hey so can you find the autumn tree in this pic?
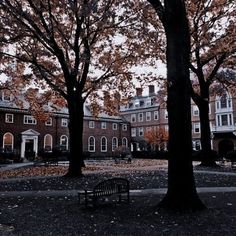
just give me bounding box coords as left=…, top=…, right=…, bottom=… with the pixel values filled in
left=0, top=0, right=158, bottom=177
left=146, top=0, right=205, bottom=210
left=187, top=0, right=236, bottom=166
left=144, top=126, right=168, bottom=151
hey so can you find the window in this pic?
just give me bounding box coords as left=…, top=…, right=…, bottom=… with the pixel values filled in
left=88, top=136, right=95, bottom=152
left=221, top=115, right=228, bottom=126
left=194, top=123, right=200, bottom=133
left=193, top=140, right=201, bottom=151
left=192, top=106, right=199, bottom=116
left=3, top=133, right=14, bottom=151
left=139, top=100, right=144, bottom=107
left=146, top=100, right=151, bottom=107
left=138, top=127, right=144, bottom=136
left=60, top=135, right=68, bottom=150
left=146, top=112, right=151, bottom=121
left=217, top=92, right=232, bottom=110
left=131, top=128, right=136, bottom=137
left=217, top=114, right=233, bottom=126
left=61, top=118, right=68, bottom=127
left=112, top=137, right=118, bottom=151
left=138, top=113, right=143, bottom=122
left=112, top=123, right=118, bottom=130
left=45, top=117, right=53, bottom=126
left=122, top=137, right=128, bottom=147
left=44, top=134, right=53, bottom=151
left=220, top=94, right=227, bottom=108
left=101, top=137, right=107, bottom=152
left=5, top=114, right=14, bottom=123
left=154, top=111, right=159, bottom=120
left=164, top=110, right=168, bottom=119
left=122, top=124, right=127, bottom=131
left=89, top=121, right=95, bottom=128
left=101, top=122, right=106, bottom=129
left=2, top=91, right=11, bottom=101
left=24, top=115, right=37, bottom=125
left=131, top=114, right=136, bottom=123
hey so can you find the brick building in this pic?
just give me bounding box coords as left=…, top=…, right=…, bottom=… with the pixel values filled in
left=0, top=91, right=130, bottom=160
left=120, top=85, right=236, bottom=154
left=1, top=84, right=235, bottom=161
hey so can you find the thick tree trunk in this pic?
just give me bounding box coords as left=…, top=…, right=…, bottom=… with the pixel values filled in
left=64, top=96, right=85, bottom=177
left=192, top=79, right=217, bottom=167
left=157, top=0, right=205, bottom=211
left=198, top=99, right=217, bottom=166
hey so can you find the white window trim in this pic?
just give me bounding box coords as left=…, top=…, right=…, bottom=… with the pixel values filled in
left=2, top=91, right=11, bottom=101
left=3, top=132, right=14, bottom=150
left=101, top=122, right=106, bottom=129
left=60, top=135, right=69, bottom=150
left=61, top=118, right=68, bottom=127
left=131, top=128, right=136, bottom=137
left=138, top=113, right=143, bottom=122
left=89, top=121, right=95, bottom=129
left=45, top=117, right=53, bottom=126
left=5, top=113, right=14, bottom=123
left=131, top=114, right=136, bottom=123
left=154, top=111, right=159, bottom=120
left=192, top=106, right=199, bottom=116
left=194, top=123, right=200, bottom=133
left=44, top=134, right=53, bottom=150
left=101, top=136, right=107, bottom=152
left=122, top=137, right=128, bottom=147
left=88, top=136, right=95, bottom=152
left=112, top=137, right=118, bottom=151
left=139, top=127, right=144, bottom=136
left=24, top=115, right=37, bottom=125
left=146, top=112, right=151, bottom=121
left=112, top=123, right=118, bottom=130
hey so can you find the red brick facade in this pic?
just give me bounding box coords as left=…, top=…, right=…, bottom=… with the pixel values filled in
left=0, top=105, right=131, bottom=159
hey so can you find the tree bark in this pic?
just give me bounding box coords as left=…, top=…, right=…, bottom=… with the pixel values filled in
left=156, top=0, right=205, bottom=211
left=190, top=65, right=218, bottom=166
left=192, top=91, right=217, bottom=167
left=64, top=90, right=85, bottom=177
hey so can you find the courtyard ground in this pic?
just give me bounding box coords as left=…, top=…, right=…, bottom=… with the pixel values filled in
left=0, top=159, right=236, bottom=236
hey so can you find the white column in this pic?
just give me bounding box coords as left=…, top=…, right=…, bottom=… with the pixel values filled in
left=21, top=136, right=26, bottom=158
left=33, top=136, right=38, bottom=156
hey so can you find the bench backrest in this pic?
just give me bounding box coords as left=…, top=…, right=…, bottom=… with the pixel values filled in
left=93, top=178, right=129, bottom=197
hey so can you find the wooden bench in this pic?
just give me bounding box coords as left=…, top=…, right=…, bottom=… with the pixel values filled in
left=78, top=178, right=130, bottom=207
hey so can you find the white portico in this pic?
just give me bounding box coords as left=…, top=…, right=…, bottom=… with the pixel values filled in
left=21, top=129, right=40, bottom=159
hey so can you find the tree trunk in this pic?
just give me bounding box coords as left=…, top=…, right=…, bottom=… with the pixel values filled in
left=64, top=94, right=85, bottom=177
left=197, top=97, right=217, bottom=166
left=157, top=0, right=205, bottom=211
left=191, top=78, right=217, bottom=167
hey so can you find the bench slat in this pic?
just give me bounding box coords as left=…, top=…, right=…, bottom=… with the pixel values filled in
left=78, top=177, right=130, bottom=207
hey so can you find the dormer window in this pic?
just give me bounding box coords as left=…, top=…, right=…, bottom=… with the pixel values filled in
left=2, top=91, right=11, bottom=101
left=139, top=100, right=144, bottom=107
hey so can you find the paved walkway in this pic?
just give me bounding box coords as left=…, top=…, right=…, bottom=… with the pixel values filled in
left=1, top=186, right=236, bottom=198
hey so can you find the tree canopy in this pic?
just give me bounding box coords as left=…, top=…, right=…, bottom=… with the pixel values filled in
left=0, top=0, right=162, bottom=176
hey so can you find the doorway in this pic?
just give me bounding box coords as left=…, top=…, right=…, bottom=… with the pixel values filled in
left=25, top=139, right=35, bottom=159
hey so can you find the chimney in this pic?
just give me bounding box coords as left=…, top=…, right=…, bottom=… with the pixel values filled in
left=148, top=85, right=155, bottom=95
left=136, top=87, right=143, bottom=97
